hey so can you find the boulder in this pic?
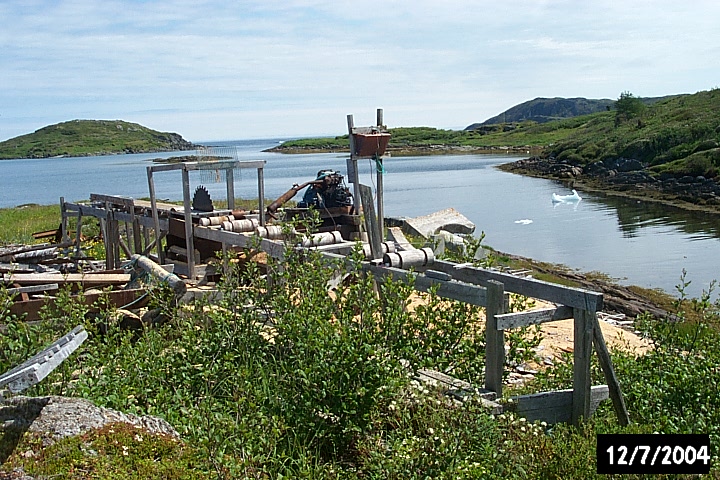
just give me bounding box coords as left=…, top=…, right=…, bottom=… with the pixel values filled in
left=402, top=208, right=475, bottom=239
left=0, top=396, right=180, bottom=443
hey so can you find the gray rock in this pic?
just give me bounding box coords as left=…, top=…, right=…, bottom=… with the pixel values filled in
left=0, top=396, right=179, bottom=443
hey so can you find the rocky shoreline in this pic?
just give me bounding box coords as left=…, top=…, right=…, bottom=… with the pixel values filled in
left=265, top=144, right=542, bottom=157
left=499, top=156, right=720, bottom=216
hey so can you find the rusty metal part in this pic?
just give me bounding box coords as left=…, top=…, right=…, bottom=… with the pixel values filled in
left=266, top=180, right=323, bottom=215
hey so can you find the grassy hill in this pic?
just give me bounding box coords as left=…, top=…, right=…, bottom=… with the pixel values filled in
left=274, top=89, right=720, bottom=179
left=0, top=120, right=196, bottom=159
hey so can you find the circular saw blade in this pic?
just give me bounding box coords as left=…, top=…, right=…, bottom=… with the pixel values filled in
left=192, top=185, right=214, bottom=212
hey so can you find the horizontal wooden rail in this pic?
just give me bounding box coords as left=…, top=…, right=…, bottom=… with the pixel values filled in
left=495, top=305, right=574, bottom=330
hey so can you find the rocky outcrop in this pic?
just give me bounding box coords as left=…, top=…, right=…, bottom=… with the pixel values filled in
left=0, top=396, right=179, bottom=444
left=501, top=156, right=720, bottom=209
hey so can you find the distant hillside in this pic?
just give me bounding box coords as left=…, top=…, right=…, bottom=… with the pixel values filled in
left=465, top=96, right=678, bottom=130
left=0, top=120, right=197, bottom=159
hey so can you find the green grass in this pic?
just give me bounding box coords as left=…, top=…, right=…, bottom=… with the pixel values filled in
left=0, top=120, right=195, bottom=159
left=0, top=204, right=63, bottom=244
left=2, top=222, right=720, bottom=478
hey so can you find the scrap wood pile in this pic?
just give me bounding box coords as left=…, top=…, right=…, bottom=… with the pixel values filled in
left=1, top=238, right=185, bottom=325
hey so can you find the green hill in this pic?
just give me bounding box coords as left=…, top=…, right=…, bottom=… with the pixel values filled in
left=0, top=120, right=197, bottom=159
left=465, top=95, right=677, bottom=129
left=542, top=89, right=720, bottom=177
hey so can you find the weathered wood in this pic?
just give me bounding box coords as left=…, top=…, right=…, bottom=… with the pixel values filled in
left=60, top=197, right=69, bottom=243
left=509, top=385, right=609, bottom=424
left=226, top=167, right=235, bottom=211
left=592, top=314, right=631, bottom=425
left=130, top=254, right=187, bottom=297
left=90, top=193, right=135, bottom=209
left=6, top=284, right=59, bottom=296
left=384, top=248, right=434, bottom=269
left=572, top=307, right=594, bottom=425
left=4, top=273, right=131, bottom=287
left=495, top=305, right=574, bottom=330
left=485, top=280, right=506, bottom=396
left=193, top=225, right=287, bottom=261
left=359, top=184, right=383, bottom=260
left=0, top=325, right=88, bottom=394
left=181, top=168, right=195, bottom=279
left=8, top=288, right=147, bottom=322
left=257, top=167, right=266, bottom=227
left=420, top=260, right=603, bottom=312
left=364, top=263, right=487, bottom=306
left=146, top=166, right=165, bottom=263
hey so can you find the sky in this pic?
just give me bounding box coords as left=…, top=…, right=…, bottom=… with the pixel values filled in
left=1, top=0, right=719, bottom=143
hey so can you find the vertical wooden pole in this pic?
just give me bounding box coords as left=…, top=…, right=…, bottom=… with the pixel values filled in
left=147, top=167, right=164, bottom=263
left=485, top=280, right=505, bottom=397
left=347, top=114, right=361, bottom=215
left=376, top=108, right=385, bottom=240
left=592, top=314, right=631, bottom=425
left=257, top=167, right=265, bottom=226
left=74, top=213, right=83, bottom=258
left=182, top=166, right=195, bottom=280
left=226, top=168, right=235, bottom=211
left=60, top=197, right=69, bottom=243
left=572, top=307, right=594, bottom=425
left=359, top=184, right=382, bottom=260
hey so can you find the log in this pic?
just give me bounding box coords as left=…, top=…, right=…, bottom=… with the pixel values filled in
left=3, top=273, right=130, bottom=287
left=130, top=254, right=187, bottom=297
left=383, top=247, right=434, bottom=269
left=301, top=231, right=343, bottom=248
left=222, top=219, right=259, bottom=232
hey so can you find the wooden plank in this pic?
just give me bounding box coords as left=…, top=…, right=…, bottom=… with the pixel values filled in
left=8, top=288, right=146, bottom=322
left=364, top=264, right=487, bottom=306
left=181, top=168, right=195, bottom=279
left=90, top=193, right=135, bottom=209
left=6, top=284, right=59, bottom=296
left=592, top=313, right=631, bottom=425
left=0, top=325, right=88, bottom=394
left=419, top=260, right=603, bottom=312
left=4, top=273, right=130, bottom=287
left=257, top=167, right=266, bottom=226
left=484, top=280, right=505, bottom=396
left=572, top=307, right=594, bottom=425
left=495, top=305, right=574, bottom=330
left=359, top=184, right=383, bottom=260
left=509, top=385, right=609, bottom=424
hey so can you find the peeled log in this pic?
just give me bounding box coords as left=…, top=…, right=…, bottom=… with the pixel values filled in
left=130, top=254, right=186, bottom=297
left=384, top=247, right=434, bottom=269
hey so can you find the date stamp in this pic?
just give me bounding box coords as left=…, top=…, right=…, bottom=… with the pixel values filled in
left=597, top=434, right=710, bottom=474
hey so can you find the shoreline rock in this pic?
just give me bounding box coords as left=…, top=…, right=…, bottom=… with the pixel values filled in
left=498, top=156, right=720, bottom=216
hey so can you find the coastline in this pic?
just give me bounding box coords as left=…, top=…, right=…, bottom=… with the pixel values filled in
left=264, top=144, right=542, bottom=157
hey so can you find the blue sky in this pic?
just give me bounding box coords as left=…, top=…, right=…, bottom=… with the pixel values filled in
left=1, top=0, right=719, bottom=142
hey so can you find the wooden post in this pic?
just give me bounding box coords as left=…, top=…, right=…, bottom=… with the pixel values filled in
left=226, top=167, right=235, bottom=211
left=347, top=114, right=361, bottom=215
left=376, top=108, right=385, bottom=240
left=592, top=314, right=631, bottom=425
left=572, top=307, right=594, bottom=425
left=257, top=166, right=265, bottom=226
left=485, top=280, right=505, bottom=397
left=359, top=184, right=382, bottom=260
left=74, top=213, right=83, bottom=258
left=181, top=167, right=195, bottom=280
left=147, top=167, right=164, bottom=263
left=60, top=197, right=69, bottom=244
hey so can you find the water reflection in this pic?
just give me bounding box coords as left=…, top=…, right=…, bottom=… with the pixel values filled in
left=591, top=193, right=720, bottom=241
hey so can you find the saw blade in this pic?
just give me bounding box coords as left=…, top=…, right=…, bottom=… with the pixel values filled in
left=192, top=185, right=214, bottom=212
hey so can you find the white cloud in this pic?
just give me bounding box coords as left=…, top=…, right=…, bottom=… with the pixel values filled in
left=1, top=0, right=720, bottom=140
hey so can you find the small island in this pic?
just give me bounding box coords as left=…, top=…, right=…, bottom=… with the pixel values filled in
left=0, top=119, right=197, bottom=159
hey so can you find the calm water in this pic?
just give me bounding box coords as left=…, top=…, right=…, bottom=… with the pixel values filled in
left=1, top=138, right=718, bottom=299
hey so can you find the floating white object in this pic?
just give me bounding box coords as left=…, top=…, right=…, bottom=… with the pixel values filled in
left=551, top=189, right=582, bottom=203
left=514, top=219, right=533, bottom=225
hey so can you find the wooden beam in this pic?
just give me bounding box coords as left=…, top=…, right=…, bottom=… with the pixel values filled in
left=495, top=305, right=574, bottom=330
left=484, top=280, right=505, bottom=396
left=6, top=284, right=59, bottom=296
left=364, top=263, right=487, bottom=306
left=572, top=307, right=594, bottom=425
left=509, top=385, right=609, bottom=425
left=193, top=225, right=287, bottom=261
left=9, top=288, right=146, bottom=322
left=90, top=193, right=135, bottom=209
left=592, top=314, right=631, bottom=425
left=359, top=184, right=383, bottom=260
left=4, top=273, right=131, bottom=287
left=420, top=260, right=603, bottom=312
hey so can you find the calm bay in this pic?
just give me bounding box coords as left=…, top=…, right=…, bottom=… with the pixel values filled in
left=1, top=138, right=718, bottom=299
